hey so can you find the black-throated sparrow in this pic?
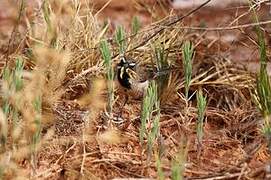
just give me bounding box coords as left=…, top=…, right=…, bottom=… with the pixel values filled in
left=116, top=56, right=149, bottom=99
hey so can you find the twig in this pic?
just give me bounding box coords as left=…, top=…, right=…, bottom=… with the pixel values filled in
left=168, top=20, right=271, bottom=31
left=34, top=166, right=63, bottom=178
left=196, top=172, right=242, bottom=180
left=90, top=158, right=142, bottom=165
left=94, top=0, right=113, bottom=16
left=80, top=140, right=86, bottom=175
left=80, top=115, right=89, bottom=176
left=67, top=65, right=101, bottom=84
left=104, top=161, right=145, bottom=178
left=54, top=141, right=77, bottom=165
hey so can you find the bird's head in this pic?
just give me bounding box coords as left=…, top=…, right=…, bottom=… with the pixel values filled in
left=117, top=56, right=137, bottom=89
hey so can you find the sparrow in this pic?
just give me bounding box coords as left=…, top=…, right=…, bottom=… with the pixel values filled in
left=116, top=56, right=149, bottom=99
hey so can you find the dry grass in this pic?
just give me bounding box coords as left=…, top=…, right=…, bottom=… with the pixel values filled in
left=0, top=0, right=270, bottom=179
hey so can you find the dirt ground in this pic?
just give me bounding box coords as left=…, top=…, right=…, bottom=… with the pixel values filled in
left=0, top=0, right=271, bottom=179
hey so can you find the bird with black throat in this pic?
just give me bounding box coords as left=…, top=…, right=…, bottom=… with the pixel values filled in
left=116, top=55, right=149, bottom=102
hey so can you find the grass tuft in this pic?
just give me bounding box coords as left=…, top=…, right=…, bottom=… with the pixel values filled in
left=30, top=96, right=42, bottom=172
left=155, top=152, right=165, bottom=180
left=196, top=89, right=207, bottom=148
left=140, top=81, right=156, bottom=144
left=182, top=41, right=194, bottom=99
left=171, top=138, right=188, bottom=180
left=140, top=81, right=160, bottom=160
left=42, top=0, right=57, bottom=47
left=115, top=25, right=127, bottom=55
left=153, top=44, right=170, bottom=100
left=1, top=57, right=24, bottom=148
left=147, top=108, right=160, bottom=160
left=132, top=16, right=141, bottom=35
left=250, top=2, right=271, bottom=152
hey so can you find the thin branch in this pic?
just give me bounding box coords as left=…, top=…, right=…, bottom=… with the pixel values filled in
left=167, top=20, right=271, bottom=31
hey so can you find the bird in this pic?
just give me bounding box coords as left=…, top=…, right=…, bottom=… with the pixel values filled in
left=116, top=55, right=177, bottom=104
left=116, top=55, right=149, bottom=100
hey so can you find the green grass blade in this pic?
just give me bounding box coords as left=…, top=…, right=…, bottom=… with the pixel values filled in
left=115, top=25, right=126, bottom=55
left=196, top=89, right=207, bottom=146
left=132, top=16, right=141, bottom=35
left=100, top=39, right=114, bottom=115
left=182, top=41, right=194, bottom=99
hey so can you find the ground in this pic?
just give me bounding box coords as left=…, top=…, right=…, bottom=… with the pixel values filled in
left=0, top=0, right=270, bottom=180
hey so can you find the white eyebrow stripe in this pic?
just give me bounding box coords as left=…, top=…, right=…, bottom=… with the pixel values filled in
left=129, top=63, right=136, bottom=66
